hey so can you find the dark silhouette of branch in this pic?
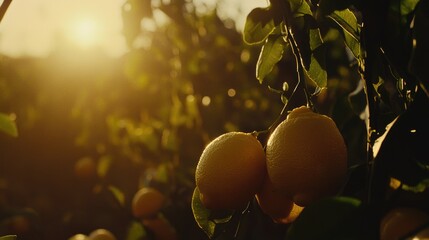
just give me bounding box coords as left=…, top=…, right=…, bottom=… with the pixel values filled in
left=0, top=0, right=13, bottom=24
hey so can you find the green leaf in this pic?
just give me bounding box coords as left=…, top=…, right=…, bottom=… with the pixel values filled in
left=328, top=9, right=361, bottom=59
left=401, top=0, right=420, bottom=16
left=289, top=0, right=313, bottom=17
left=305, top=48, right=327, bottom=88
left=125, top=221, right=147, bottom=240
left=256, top=35, right=286, bottom=83
left=317, top=0, right=353, bottom=16
left=108, top=185, right=126, bottom=207
left=402, top=179, right=429, bottom=193
left=97, top=155, right=112, bottom=179
left=155, top=163, right=169, bottom=183
left=309, top=28, right=323, bottom=51
left=0, top=113, right=18, bottom=137
left=191, top=187, right=234, bottom=239
left=0, top=236, right=17, bottom=240
left=303, top=28, right=327, bottom=88
left=191, top=187, right=216, bottom=238
left=243, top=7, right=276, bottom=45
left=286, top=197, right=363, bottom=240
left=409, top=0, right=429, bottom=95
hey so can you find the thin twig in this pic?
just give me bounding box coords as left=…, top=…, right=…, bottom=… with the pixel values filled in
left=0, top=0, right=13, bottom=24
left=259, top=0, right=317, bottom=140
left=265, top=73, right=301, bottom=134
left=278, top=0, right=313, bottom=110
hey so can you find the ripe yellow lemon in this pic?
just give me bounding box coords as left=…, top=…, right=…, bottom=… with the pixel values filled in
left=195, top=132, right=266, bottom=210
left=256, top=177, right=293, bottom=221
left=68, top=234, right=88, bottom=240
left=88, top=229, right=116, bottom=240
left=132, top=187, right=166, bottom=218
left=266, top=106, right=347, bottom=206
left=256, top=177, right=303, bottom=224
left=380, top=208, right=429, bottom=240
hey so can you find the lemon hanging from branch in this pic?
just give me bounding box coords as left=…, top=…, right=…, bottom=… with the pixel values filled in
left=266, top=106, right=348, bottom=206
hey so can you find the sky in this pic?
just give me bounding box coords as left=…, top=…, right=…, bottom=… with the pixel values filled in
left=0, top=0, right=267, bottom=58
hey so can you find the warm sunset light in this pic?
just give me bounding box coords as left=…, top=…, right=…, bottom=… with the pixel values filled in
left=2, top=0, right=425, bottom=239
left=0, top=0, right=265, bottom=57
left=66, top=17, right=100, bottom=48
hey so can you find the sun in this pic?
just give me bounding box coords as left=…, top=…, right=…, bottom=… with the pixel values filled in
left=66, top=17, right=100, bottom=48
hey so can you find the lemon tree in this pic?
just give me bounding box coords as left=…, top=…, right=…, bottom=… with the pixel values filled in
left=192, top=0, right=429, bottom=239
left=0, top=0, right=428, bottom=238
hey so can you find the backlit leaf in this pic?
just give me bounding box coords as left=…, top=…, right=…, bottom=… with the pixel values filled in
left=191, top=187, right=234, bottom=239
left=243, top=7, right=276, bottom=45
left=328, top=9, right=361, bottom=59
left=303, top=28, right=327, bottom=88
left=305, top=48, right=327, bottom=88
left=409, top=0, right=429, bottom=95
left=125, top=221, right=147, bottom=240
left=401, top=0, right=420, bottom=15
left=108, top=185, right=126, bottom=207
left=97, top=155, right=112, bottom=179
left=256, top=35, right=286, bottom=83
left=317, top=0, right=353, bottom=16
left=155, top=163, right=169, bottom=183
left=289, top=0, right=313, bottom=17
left=191, top=187, right=216, bottom=238
left=402, top=179, right=429, bottom=193
left=309, top=28, right=323, bottom=51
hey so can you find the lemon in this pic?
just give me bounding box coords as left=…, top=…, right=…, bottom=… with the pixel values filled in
left=195, top=132, right=266, bottom=210
left=266, top=106, right=347, bottom=206
left=132, top=187, right=165, bottom=218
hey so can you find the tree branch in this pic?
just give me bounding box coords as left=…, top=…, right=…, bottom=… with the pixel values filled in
left=0, top=0, right=13, bottom=24
left=360, top=0, right=390, bottom=238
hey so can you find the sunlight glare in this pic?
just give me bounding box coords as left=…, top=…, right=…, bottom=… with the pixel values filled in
left=67, top=17, right=100, bottom=48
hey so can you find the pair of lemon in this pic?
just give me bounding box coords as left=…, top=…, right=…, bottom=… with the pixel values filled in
left=195, top=106, right=348, bottom=223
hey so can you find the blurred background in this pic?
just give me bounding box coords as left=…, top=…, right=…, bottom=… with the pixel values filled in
left=0, top=0, right=359, bottom=239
